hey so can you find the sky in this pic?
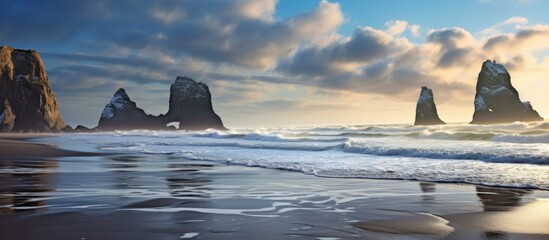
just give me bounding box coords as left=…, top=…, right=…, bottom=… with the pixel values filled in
left=1, top=0, right=549, bottom=128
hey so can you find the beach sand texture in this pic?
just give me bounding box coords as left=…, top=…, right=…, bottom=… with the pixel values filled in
left=0, top=134, right=548, bottom=240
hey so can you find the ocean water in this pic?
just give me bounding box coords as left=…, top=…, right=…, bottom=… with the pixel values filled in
left=70, top=121, right=549, bottom=190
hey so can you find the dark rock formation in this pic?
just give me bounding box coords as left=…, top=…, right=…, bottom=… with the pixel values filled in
left=414, top=87, right=445, bottom=126
left=95, top=76, right=225, bottom=131
left=96, top=88, right=164, bottom=130
left=471, top=60, right=543, bottom=124
left=0, top=46, right=65, bottom=132
left=165, top=76, right=225, bottom=130
left=74, top=125, right=94, bottom=132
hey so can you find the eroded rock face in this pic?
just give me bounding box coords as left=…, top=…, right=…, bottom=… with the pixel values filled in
left=0, top=100, right=15, bottom=132
left=414, top=86, right=445, bottom=126
left=0, top=46, right=65, bottom=132
left=471, top=60, right=543, bottom=124
left=165, top=76, right=225, bottom=130
left=97, top=88, right=163, bottom=130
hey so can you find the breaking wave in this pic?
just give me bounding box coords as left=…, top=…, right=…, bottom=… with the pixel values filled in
left=72, top=120, right=549, bottom=189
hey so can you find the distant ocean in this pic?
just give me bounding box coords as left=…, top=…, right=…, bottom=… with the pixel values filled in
left=71, top=121, right=549, bottom=190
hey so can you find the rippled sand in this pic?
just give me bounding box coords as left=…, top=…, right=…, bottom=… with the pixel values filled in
left=0, top=135, right=548, bottom=240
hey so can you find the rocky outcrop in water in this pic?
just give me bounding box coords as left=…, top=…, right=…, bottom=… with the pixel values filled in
left=471, top=60, right=543, bottom=124
left=414, top=86, right=445, bottom=126
left=96, top=76, right=225, bottom=131
left=165, top=76, right=225, bottom=130
left=0, top=46, right=66, bottom=132
left=96, top=88, right=163, bottom=130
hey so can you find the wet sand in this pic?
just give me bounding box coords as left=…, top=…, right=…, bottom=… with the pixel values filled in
left=1, top=134, right=548, bottom=240
left=0, top=134, right=106, bottom=159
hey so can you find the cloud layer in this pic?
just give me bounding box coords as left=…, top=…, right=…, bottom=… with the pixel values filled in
left=1, top=0, right=548, bottom=127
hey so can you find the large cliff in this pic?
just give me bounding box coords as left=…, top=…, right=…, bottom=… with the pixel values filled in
left=0, top=46, right=65, bottom=132
left=471, top=60, right=543, bottom=124
left=414, top=86, right=445, bottom=126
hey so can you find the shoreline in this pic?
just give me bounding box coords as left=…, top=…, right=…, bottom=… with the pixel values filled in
left=0, top=134, right=548, bottom=239
left=2, top=136, right=546, bottom=193
left=0, top=134, right=109, bottom=160
left=1, top=132, right=548, bottom=191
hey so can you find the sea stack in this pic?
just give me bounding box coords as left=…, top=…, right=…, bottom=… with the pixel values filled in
left=414, top=86, right=445, bottom=126
left=471, top=60, right=543, bottom=124
left=0, top=46, right=66, bottom=132
left=165, top=76, right=225, bottom=130
left=97, top=88, right=162, bottom=130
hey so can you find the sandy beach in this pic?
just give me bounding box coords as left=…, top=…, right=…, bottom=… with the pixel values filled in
left=3, top=1, right=549, bottom=239
left=0, top=134, right=548, bottom=240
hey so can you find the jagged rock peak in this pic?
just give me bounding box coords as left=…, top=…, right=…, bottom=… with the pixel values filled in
left=101, top=88, right=133, bottom=119
left=97, top=88, right=163, bottom=130
left=0, top=46, right=66, bottom=132
left=414, top=86, right=445, bottom=126
left=471, top=60, right=543, bottom=124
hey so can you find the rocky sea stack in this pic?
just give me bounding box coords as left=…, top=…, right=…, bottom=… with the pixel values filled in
left=166, top=76, right=225, bottom=130
left=97, top=88, right=162, bottom=130
left=471, top=60, right=543, bottom=124
left=414, top=86, right=445, bottom=126
left=0, top=46, right=65, bottom=132
left=96, top=76, right=225, bottom=131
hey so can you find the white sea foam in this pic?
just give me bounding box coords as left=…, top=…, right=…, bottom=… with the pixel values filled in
left=70, top=121, right=549, bottom=189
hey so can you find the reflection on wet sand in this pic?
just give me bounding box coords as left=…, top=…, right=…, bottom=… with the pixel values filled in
left=104, top=155, right=216, bottom=199
left=419, top=182, right=436, bottom=202
left=355, top=185, right=548, bottom=238
left=104, top=155, right=141, bottom=171
left=475, top=186, right=532, bottom=239
left=476, top=186, right=531, bottom=211
left=105, top=155, right=142, bottom=190
left=0, top=159, right=57, bottom=214
left=166, top=162, right=213, bottom=199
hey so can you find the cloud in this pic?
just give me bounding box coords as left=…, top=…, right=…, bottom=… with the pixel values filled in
left=480, top=16, right=529, bottom=38
left=386, top=20, right=409, bottom=36
left=426, top=28, right=477, bottom=68
left=410, top=25, right=421, bottom=37
left=385, top=20, right=421, bottom=37
left=290, top=0, right=344, bottom=37
left=148, top=0, right=343, bottom=69
left=500, top=16, right=529, bottom=26
left=276, top=25, right=477, bottom=98
left=277, top=26, right=412, bottom=76
left=150, top=8, right=186, bottom=24
left=426, top=27, right=474, bottom=48
left=0, top=0, right=343, bottom=70
left=483, top=25, right=549, bottom=54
